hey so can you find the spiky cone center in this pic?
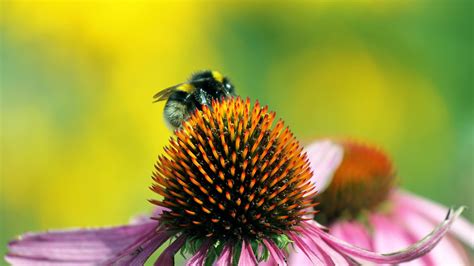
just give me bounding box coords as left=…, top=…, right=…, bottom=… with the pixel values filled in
left=151, top=97, right=316, bottom=246
left=315, top=141, right=396, bottom=224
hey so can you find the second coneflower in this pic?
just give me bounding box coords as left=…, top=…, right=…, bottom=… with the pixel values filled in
left=289, top=140, right=473, bottom=265
left=6, top=98, right=464, bottom=265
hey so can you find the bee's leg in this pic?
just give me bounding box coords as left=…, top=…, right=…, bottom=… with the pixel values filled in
left=195, top=88, right=210, bottom=107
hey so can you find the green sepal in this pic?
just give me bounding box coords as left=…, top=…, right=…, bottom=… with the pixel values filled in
left=249, top=239, right=270, bottom=262
left=180, top=236, right=204, bottom=258
left=232, top=241, right=242, bottom=266
left=204, top=240, right=224, bottom=266
left=258, top=245, right=270, bottom=262
left=271, top=234, right=292, bottom=249
left=250, top=240, right=259, bottom=259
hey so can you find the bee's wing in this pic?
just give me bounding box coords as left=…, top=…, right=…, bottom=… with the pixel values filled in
left=154, top=79, right=212, bottom=102
left=152, top=83, right=186, bottom=102
left=153, top=88, right=174, bottom=102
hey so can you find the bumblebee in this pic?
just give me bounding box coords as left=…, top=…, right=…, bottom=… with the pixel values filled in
left=153, top=70, right=236, bottom=130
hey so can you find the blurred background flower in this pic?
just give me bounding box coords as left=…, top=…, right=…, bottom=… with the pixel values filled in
left=1, top=0, right=472, bottom=261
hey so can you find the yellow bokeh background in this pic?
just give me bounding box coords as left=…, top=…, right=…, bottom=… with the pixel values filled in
left=1, top=0, right=473, bottom=261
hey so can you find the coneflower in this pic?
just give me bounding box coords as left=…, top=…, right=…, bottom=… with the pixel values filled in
left=315, top=141, right=396, bottom=225
left=289, top=140, right=473, bottom=265
left=6, top=98, right=464, bottom=265
left=151, top=97, right=317, bottom=264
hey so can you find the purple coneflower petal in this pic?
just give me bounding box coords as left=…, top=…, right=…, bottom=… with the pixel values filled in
left=291, top=227, right=358, bottom=266
left=330, top=221, right=373, bottom=251
left=5, top=255, right=92, bottom=266
left=186, top=240, right=211, bottom=266
left=370, top=214, right=433, bottom=265
left=287, top=231, right=324, bottom=265
left=262, top=239, right=286, bottom=266
left=214, top=244, right=232, bottom=266
left=305, top=230, right=357, bottom=266
left=395, top=203, right=470, bottom=265
left=305, top=140, right=344, bottom=192
left=6, top=221, right=156, bottom=265
left=287, top=247, right=311, bottom=266
left=304, top=206, right=463, bottom=264
left=129, top=206, right=168, bottom=224
left=102, top=227, right=171, bottom=265
left=155, top=234, right=187, bottom=266
left=239, top=240, right=258, bottom=266
left=394, top=189, right=474, bottom=248
left=370, top=214, right=420, bottom=252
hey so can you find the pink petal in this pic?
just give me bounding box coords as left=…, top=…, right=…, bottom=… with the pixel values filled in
left=262, top=239, right=286, bottom=266
left=154, top=234, right=187, bottom=266
left=257, top=257, right=277, bottom=266
left=104, top=228, right=172, bottom=265
left=304, top=140, right=344, bottom=193
left=303, top=207, right=464, bottom=264
left=370, top=214, right=420, bottom=251
left=394, top=189, right=474, bottom=248
left=129, top=206, right=169, bottom=224
left=6, top=222, right=156, bottom=264
left=287, top=231, right=324, bottom=265
left=239, top=240, right=258, bottom=266
left=330, top=221, right=373, bottom=251
left=394, top=203, right=470, bottom=265
left=151, top=206, right=169, bottom=217
left=214, top=244, right=232, bottom=266
left=286, top=245, right=313, bottom=266
left=370, top=213, right=433, bottom=265
left=186, top=240, right=211, bottom=266
left=4, top=255, right=91, bottom=265
left=287, top=229, right=357, bottom=266
left=301, top=228, right=357, bottom=266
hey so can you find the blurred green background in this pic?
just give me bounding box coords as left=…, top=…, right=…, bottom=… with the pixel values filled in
left=1, top=0, right=473, bottom=260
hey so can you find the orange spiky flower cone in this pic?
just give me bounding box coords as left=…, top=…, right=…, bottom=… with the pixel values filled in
left=150, top=97, right=317, bottom=262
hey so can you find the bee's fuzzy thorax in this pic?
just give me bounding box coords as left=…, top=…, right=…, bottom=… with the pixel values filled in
left=150, top=97, right=317, bottom=242
left=315, top=140, right=396, bottom=224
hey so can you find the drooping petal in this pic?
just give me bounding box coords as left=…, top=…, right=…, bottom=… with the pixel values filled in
left=328, top=214, right=465, bottom=266
left=6, top=221, right=156, bottom=265
left=394, top=203, right=470, bottom=265
left=330, top=221, right=373, bottom=251
left=154, top=234, right=187, bottom=266
left=239, top=240, right=258, bottom=266
left=302, top=228, right=357, bottom=266
left=186, top=240, right=211, bottom=266
left=304, top=139, right=344, bottom=192
left=262, top=239, right=287, bottom=266
left=369, top=213, right=433, bottom=265
left=289, top=226, right=358, bottom=266
left=214, top=244, right=232, bottom=266
left=370, top=213, right=419, bottom=251
left=286, top=245, right=312, bottom=266
left=257, top=257, right=277, bottom=266
left=5, top=255, right=91, bottom=266
left=103, top=228, right=172, bottom=265
left=287, top=231, right=324, bottom=265
left=394, top=189, right=474, bottom=248
left=303, top=207, right=464, bottom=264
